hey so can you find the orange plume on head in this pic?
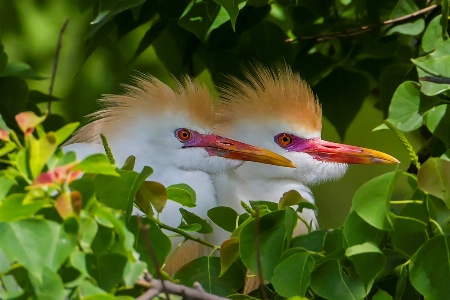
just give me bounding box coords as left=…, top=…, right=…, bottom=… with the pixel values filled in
left=67, top=74, right=214, bottom=144
left=216, top=63, right=322, bottom=133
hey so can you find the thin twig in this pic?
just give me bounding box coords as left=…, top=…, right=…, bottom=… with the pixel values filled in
left=136, top=275, right=227, bottom=300
left=420, top=76, right=450, bottom=84
left=151, top=216, right=220, bottom=250
left=48, top=18, right=69, bottom=113
left=255, top=207, right=268, bottom=300
left=137, top=217, right=170, bottom=300
left=286, top=4, right=439, bottom=43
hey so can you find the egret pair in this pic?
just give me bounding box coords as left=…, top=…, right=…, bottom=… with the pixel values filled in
left=64, top=64, right=398, bottom=274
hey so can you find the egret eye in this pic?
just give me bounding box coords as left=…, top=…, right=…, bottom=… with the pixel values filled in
left=175, top=128, right=192, bottom=142
left=275, top=133, right=294, bottom=148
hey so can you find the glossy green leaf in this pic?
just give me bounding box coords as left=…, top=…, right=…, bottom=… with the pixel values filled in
left=272, top=252, right=314, bottom=297
left=344, top=211, right=386, bottom=247
left=291, top=230, right=326, bottom=253
left=425, top=104, right=450, bottom=148
left=386, top=82, right=423, bottom=132
left=2, top=61, right=45, bottom=80
left=240, top=210, right=287, bottom=280
left=418, top=158, right=450, bottom=208
left=391, top=230, right=427, bottom=258
left=213, top=0, right=246, bottom=30
left=0, top=274, right=23, bottom=299
left=0, top=219, right=76, bottom=279
left=220, top=237, right=240, bottom=276
left=422, top=16, right=446, bottom=52
left=310, top=259, right=366, bottom=300
left=180, top=208, right=213, bottom=233
left=345, top=242, right=386, bottom=291
left=353, top=172, right=397, bottom=230
left=0, top=77, right=28, bottom=131
left=174, top=256, right=245, bottom=296
left=208, top=206, right=239, bottom=232
left=410, top=235, right=450, bottom=299
left=75, top=154, right=119, bottom=176
left=127, top=216, right=171, bottom=274
left=167, top=183, right=196, bottom=207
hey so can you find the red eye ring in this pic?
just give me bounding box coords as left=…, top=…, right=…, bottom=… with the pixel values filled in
left=175, top=128, right=192, bottom=142
left=276, top=133, right=294, bottom=148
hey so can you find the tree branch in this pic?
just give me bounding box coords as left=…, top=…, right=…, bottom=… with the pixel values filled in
left=136, top=274, right=227, bottom=300
left=48, top=18, right=69, bottom=113
left=286, top=4, right=439, bottom=43
left=151, top=216, right=220, bottom=250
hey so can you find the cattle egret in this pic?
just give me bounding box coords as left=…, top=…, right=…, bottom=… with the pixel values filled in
left=63, top=74, right=295, bottom=273
left=215, top=64, right=399, bottom=233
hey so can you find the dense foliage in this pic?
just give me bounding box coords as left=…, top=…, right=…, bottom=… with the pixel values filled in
left=1, top=0, right=450, bottom=299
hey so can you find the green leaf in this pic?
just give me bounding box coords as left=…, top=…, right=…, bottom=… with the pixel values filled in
left=178, top=0, right=227, bottom=42
left=353, top=172, right=398, bottom=230
left=386, top=81, right=435, bottom=132
left=179, top=208, right=213, bottom=233
left=220, top=237, right=240, bottom=276
left=167, top=183, right=196, bottom=207
left=208, top=206, right=239, bottom=232
left=423, top=16, right=446, bottom=52
left=373, top=290, right=393, bottom=300
left=413, top=39, right=450, bottom=96
left=291, top=230, right=326, bottom=253
left=213, top=0, right=246, bottom=31
left=29, top=267, right=65, bottom=300
left=136, top=181, right=167, bottom=215
left=418, top=158, right=450, bottom=208
left=127, top=216, right=171, bottom=274
left=174, top=256, right=245, bottom=296
left=94, top=166, right=153, bottom=221
left=310, top=259, right=366, bottom=300
left=54, top=122, right=80, bottom=146
left=240, top=210, right=287, bottom=280
left=387, top=19, right=424, bottom=36
left=345, top=242, right=386, bottom=291
left=78, top=213, right=99, bottom=252
left=425, top=104, right=450, bottom=148
left=86, top=253, right=128, bottom=291
left=410, top=235, right=450, bottom=299
left=123, top=261, right=146, bottom=287
left=272, top=252, right=314, bottom=297
left=2, top=61, right=45, bottom=80
left=0, top=219, right=76, bottom=279
left=0, top=175, right=17, bottom=199
left=344, top=211, right=386, bottom=247
left=0, top=194, right=48, bottom=221
left=29, top=132, right=58, bottom=178
left=0, top=274, right=23, bottom=299
left=130, top=21, right=167, bottom=63
left=391, top=230, right=427, bottom=258
left=75, top=154, right=119, bottom=176
left=91, top=0, right=146, bottom=24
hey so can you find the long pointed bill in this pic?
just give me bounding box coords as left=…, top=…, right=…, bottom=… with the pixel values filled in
left=299, top=138, right=399, bottom=164
left=183, top=134, right=296, bottom=168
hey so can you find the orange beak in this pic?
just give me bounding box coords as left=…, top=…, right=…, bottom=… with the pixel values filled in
left=183, top=134, right=296, bottom=168
left=296, top=138, right=399, bottom=164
